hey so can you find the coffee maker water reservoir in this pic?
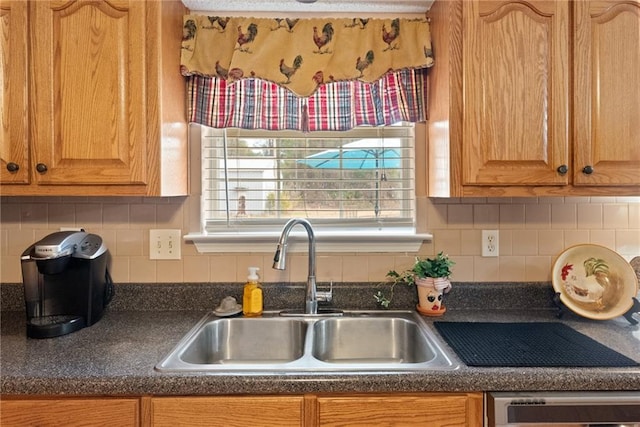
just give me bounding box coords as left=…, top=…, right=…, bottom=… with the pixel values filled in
left=21, top=231, right=114, bottom=338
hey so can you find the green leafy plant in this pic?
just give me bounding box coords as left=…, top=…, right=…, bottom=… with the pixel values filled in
left=374, top=252, right=455, bottom=308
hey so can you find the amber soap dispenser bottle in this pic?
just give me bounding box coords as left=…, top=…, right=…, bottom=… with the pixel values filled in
left=242, top=267, right=263, bottom=317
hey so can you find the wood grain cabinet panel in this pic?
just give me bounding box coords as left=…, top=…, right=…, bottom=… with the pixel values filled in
left=0, top=0, right=30, bottom=185
left=0, top=392, right=483, bottom=427
left=150, top=395, right=305, bottom=427
left=427, top=0, right=640, bottom=197
left=314, top=393, right=483, bottom=427
left=29, top=0, right=147, bottom=187
left=573, top=0, right=640, bottom=187
left=0, top=0, right=187, bottom=196
left=0, top=397, right=140, bottom=427
left=461, top=0, right=569, bottom=187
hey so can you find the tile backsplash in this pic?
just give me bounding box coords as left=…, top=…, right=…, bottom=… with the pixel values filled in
left=1, top=196, right=639, bottom=284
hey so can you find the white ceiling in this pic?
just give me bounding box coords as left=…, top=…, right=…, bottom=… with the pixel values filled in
left=181, top=0, right=435, bottom=15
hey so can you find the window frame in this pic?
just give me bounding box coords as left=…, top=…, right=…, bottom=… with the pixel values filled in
left=184, top=123, right=431, bottom=253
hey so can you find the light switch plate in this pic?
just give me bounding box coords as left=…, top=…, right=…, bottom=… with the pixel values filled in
left=150, top=229, right=182, bottom=260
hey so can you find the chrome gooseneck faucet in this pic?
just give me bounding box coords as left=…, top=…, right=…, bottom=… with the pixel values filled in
left=273, top=218, right=330, bottom=315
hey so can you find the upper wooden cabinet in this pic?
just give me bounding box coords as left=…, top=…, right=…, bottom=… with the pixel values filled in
left=0, top=0, right=29, bottom=185
left=573, top=0, right=640, bottom=187
left=0, top=0, right=188, bottom=196
left=462, top=1, right=569, bottom=188
left=427, top=0, right=640, bottom=197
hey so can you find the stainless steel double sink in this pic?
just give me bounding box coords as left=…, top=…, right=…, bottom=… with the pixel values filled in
left=155, top=310, right=457, bottom=374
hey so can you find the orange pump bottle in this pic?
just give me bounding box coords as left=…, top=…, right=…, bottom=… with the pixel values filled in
left=242, top=267, right=263, bottom=317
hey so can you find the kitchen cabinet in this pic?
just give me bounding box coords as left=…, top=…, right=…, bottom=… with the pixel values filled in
left=426, top=0, right=640, bottom=197
left=0, top=1, right=29, bottom=185
left=315, top=393, right=483, bottom=427
left=0, top=397, right=140, bottom=426
left=147, top=392, right=482, bottom=427
left=0, top=0, right=188, bottom=196
left=149, top=395, right=306, bottom=427
left=573, top=0, right=640, bottom=187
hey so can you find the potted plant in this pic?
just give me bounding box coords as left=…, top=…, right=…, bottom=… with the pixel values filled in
left=374, top=252, right=454, bottom=316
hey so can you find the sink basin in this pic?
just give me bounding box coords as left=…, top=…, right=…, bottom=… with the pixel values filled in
left=180, top=318, right=307, bottom=364
left=312, top=317, right=435, bottom=364
left=156, top=310, right=456, bottom=374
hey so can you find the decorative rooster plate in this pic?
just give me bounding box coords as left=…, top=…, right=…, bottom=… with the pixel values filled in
left=552, top=244, right=639, bottom=320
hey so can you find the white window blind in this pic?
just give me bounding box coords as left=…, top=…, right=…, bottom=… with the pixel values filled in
left=200, top=124, right=416, bottom=234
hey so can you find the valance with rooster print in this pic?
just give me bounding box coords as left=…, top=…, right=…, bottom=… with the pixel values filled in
left=181, top=16, right=434, bottom=97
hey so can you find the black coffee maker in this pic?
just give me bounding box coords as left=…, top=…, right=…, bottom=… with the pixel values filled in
left=21, top=231, right=114, bottom=338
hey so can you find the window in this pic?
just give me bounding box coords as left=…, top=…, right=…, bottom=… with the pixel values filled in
left=186, top=123, right=430, bottom=252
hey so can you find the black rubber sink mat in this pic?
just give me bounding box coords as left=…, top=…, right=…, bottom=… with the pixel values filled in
left=433, top=322, right=639, bottom=367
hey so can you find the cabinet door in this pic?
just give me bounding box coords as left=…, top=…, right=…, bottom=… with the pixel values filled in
left=316, top=393, right=482, bottom=427
left=573, top=0, right=640, bottom=186
left=0, top=397, right=139, bottom=427
left=151, top=396, right=305, bottom=427
left=462, top=0, right=569, bottom=186
left=0, top=0, right=30, bottom=184
left=29, top=0, right=147, bottom=186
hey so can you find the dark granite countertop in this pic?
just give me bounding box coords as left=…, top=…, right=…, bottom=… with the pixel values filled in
left=2, top=283, right=639, bottom=396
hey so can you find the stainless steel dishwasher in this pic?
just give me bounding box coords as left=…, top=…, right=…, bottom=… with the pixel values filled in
left=487, top=391, right=640, bottom=426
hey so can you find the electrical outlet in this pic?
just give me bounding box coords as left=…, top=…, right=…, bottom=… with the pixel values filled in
left=482, top=230, right=499, bottom=257
left=150, top=229, right=181, bottom=260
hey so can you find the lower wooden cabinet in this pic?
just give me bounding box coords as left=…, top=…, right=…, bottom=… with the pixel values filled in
left=0, top=397, right=140, bottom=427
left=149, top=395, right=306, bottom=427
left=148, top=393, right=483, bottom=427
left=0, top=392, right=483, bottom=427
left=315, top=393, right=483, bottom=427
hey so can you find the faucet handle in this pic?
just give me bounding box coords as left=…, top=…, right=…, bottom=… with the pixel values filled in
left=316, top=280, right=333, bottom=303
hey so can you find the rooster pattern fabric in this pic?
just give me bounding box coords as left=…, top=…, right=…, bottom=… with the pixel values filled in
left=181, top=16, right=434, bottom=97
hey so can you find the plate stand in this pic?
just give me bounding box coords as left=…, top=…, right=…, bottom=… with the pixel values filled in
left=553, top=293, right=640, bottom=325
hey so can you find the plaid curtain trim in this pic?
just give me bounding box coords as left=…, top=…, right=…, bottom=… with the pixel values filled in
left=187, top=68, right=427, bottom=131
